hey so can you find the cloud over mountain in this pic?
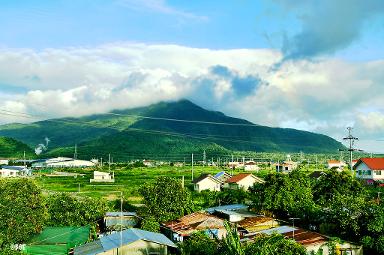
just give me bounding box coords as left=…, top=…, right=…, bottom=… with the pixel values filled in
left=0, top=43, right=384, bottom=151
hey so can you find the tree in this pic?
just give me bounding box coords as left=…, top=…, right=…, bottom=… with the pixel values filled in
left=0, top=179, right=47, bottom=246
left=46, top=193, right=108, bottom=227
left=139, top=177, right=194, bottom=222
left=250, top=171, right=317, bottom=221
left=179, top=232, right=218, bottom=255
left=140, top=216, right=160, bottom=233
left=217, top=188, right=249, bottom=205
left=312, top=170, right=365, bottom=205
left=244, top=234, right=307, bottom=255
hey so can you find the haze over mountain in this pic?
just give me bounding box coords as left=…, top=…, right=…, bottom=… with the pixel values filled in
left=0, top=100, right=344, bottom=160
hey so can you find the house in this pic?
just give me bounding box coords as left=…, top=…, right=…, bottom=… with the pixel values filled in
left=104, top=212, right=139, bottom=232
left=90, top=171, right=115, bottom=183
left=213, top=171, right=232, bottom=183
left=24, top=226, right=90, bottom=255
left=74, top=228, right=177, bottom=255
left=326, top=160, right=346, bottom=170
left=32, top=157, right=95, bottom=168
left=192, top=174, right=221, bottom=192
left=0, top=165, right=31, bottom=177
left=0, top=159, right=9, bottom=165
left=228, top=161, right=244, bottom=169
left=244, top=161, right=260, bottom=171
left=354, top=157, right=384, bottom=184
left=225, top=173, right=264, bottom=190
left=163, top=212, right=227, bottom=242
left=143, top=160, right=155, bottom=167
left=275, top=161, right=298, bottom=173
left=254, top=226, right=363, bottom=255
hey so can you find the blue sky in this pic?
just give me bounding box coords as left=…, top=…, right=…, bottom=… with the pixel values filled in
left=0, top=0, right=382, bottom=60
left=1, top=0, right=384, bottom=152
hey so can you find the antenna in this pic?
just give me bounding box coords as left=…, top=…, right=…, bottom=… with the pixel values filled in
left=191, top=153, right=194, bottom=181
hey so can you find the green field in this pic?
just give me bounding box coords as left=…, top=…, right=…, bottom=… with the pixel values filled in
left=33, top=165, right=280, bottom=203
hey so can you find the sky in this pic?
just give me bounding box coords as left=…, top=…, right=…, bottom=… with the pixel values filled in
left=0, top=0, right=384, bottom=152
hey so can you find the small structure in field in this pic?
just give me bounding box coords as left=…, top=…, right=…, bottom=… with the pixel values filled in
left=104, top=212, right=138, bottom=233
left=90, top=171, right=115, bottom=183
left=326, top=160, right=346, bottom=171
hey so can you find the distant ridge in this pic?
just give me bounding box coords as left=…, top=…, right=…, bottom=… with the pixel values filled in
left=0, top=99, right=344, bottom=159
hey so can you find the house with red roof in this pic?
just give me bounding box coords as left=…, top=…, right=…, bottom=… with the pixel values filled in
left=354, top=158, right=384, bottom=184
left=225, top=173, right=264, bottom=190
left=326, top=160, right=346, bottom=170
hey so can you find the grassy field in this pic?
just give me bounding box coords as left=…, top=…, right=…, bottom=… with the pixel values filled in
left=33, top=164, right=280, bottom=203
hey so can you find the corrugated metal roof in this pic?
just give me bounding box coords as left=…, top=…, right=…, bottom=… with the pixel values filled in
left=75, top=228, right=176, bottom=254
left=206, top=204, right=248, bottom=213
left=258, top=226, right=296, bottom=235
left=105, top=212, right=137, bottom=217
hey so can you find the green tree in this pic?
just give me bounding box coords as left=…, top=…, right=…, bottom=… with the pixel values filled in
left=244, top=234, right=307, bottom=255
left=0, top=179, right=47, bottom=246
left=140, top=217, right=160, bottom=233
left=46, top=193, right=108, bottom=226
left=179, top=232, right=218, bottom=255
left=250, top=171, right=316, bottom=220
left=312, top=170, right=365, bottom=205
left=139, top=177, right=194, bottom=222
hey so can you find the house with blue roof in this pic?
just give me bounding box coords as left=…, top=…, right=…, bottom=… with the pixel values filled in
left=74, top=228, right=177, bottom=255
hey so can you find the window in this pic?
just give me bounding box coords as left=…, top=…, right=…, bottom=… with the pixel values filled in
left=367, top=170, right=372, bottom=175
left=358, top=170, right=362, bottom=175
left=376, top=170, right=382, bottom=175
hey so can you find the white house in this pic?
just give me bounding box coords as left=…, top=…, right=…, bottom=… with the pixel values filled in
left=226, top=173, right=264, bottom=190
left=193, top=174, right=221, bottom=192
left=244, top=161, right=260, bottom=171
left=354, top=158, right=384, bottom=184
left=0, top=165, right=31, bottom=177
left=275, top=161, right=298, bottom=173
left=0, top=159, right=9, bottom=165
left=90, top=171, right=115, bottom=183
left=327, top=160, right=346, bottom=170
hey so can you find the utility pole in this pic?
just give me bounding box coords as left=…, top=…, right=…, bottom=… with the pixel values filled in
left=191, top=153, right=194, bottom=181
left=23, top=151, right=26, bottom=167
left=74, top=144, right=78, bottom=159
left=203, top=150, right=206, bottom=167
left=231, top=154, right=234, bottom=163
left=342, top=127, right=360, bottom=170
left=108, top=153, right=111, bottom=172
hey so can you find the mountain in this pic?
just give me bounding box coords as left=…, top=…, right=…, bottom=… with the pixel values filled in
left=0, top=100, right=344, bottom=160
left=0, top=136, right=34, bottom=158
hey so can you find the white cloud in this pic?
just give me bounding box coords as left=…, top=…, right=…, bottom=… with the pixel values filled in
left=0, top=43, right=384, bottom=151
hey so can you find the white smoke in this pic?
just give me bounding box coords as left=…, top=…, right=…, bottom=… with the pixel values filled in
left=35, top=137, right=50, bottom=155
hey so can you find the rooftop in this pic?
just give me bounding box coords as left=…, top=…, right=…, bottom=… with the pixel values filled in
left=355, top=157, right=384, bottom=170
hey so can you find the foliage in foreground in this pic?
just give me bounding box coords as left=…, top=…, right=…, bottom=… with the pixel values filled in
left=0, top=179, right=47, bottom=247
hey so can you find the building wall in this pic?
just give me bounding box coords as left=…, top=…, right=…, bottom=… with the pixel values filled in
left=98, top=239, right=169, bottom=255
left=355, top=162, right=384, bottom=180
left=237, top=176, right=256, bottom=190
left=194, top=178, right=221, bottom=192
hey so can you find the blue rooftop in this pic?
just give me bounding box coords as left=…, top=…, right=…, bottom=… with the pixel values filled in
left=258, top=226, right=296, bottom=235
left=74, top=228, right=176, bottom=255
left=214, top=171, right=226, bottom=178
